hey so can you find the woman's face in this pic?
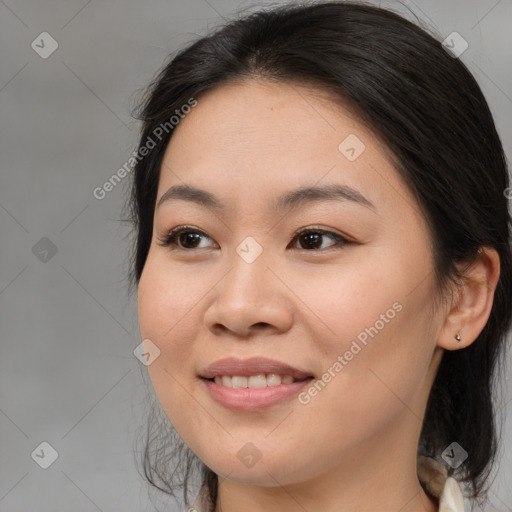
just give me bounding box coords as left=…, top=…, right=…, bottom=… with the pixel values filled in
left=137, top=79, right=446, bottom=487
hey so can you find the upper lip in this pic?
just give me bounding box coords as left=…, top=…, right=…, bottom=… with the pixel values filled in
left=200, top=357, right=313, bottom=380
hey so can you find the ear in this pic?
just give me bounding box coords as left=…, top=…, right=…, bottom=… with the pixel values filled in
left=437, top=246, right=501, bottom=350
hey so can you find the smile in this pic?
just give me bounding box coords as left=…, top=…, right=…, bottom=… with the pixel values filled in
left=212, top=374, right=299, bottom=388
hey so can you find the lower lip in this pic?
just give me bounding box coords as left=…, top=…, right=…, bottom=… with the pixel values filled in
left=201, top=377, right=313, bottom=411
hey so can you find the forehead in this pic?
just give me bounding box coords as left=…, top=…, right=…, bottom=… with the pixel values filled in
left=165, top=79, right=376, bottom=158
left=156, top=79, right=414, bottom=219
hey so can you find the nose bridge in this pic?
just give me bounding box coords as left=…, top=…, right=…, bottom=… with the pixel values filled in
left=204, top=235, right=293, bottom=336
left=222, top=235, right=270, bottom=306
left=235, top=234, right=266, bottom=266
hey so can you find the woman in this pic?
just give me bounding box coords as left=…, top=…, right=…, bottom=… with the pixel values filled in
left=128, top=2, right=512, bottom=511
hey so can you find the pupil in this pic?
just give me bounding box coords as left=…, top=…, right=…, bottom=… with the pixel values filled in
left=178, top=232, right=325, bottom=249
left=302, top=233, right=321, bottom=249
left=181, top=232, right=200, bottom=248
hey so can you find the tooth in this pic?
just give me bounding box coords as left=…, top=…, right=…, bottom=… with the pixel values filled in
left=221, top=376, right=233, bottom=388
left=214, top=374, right=300, bottom=388
left=232, top=376, right=248, bottom=388
left=248, top=374, right=267, bottom=388
left=266, top=373, right=282, bottom=386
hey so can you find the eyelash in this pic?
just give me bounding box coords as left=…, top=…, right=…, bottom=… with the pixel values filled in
left=157, top=225, right=352, bottom=252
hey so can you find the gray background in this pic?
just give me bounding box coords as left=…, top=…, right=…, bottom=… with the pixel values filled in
left=0, top=0, right=511, bottom=510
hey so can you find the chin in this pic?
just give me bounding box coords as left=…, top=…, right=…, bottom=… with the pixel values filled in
left=199, top=446, right=311, bottom=488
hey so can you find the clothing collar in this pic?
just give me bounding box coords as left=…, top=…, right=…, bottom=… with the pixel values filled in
left=417, top=455, right=465, bottom=512
left=188, top=456, right=465, bottom=512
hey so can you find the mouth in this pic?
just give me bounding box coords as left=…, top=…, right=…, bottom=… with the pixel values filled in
left=207, top=373, right=308, bottom=388
left=199, top=357, right=315, bottom=411
left=200, top=356, right=314, bottom=382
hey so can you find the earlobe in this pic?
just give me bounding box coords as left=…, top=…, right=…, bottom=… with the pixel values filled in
left=437, top=246, right=500, bottom=351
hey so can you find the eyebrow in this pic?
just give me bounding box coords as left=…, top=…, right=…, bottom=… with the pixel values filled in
left=157, top=183, right=375, bottom=212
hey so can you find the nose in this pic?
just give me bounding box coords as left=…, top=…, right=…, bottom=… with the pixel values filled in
left=203, top=248, right=294, bottom=339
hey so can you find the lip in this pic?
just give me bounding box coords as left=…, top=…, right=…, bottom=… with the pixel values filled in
left=202, top=379, right=313, bottom=411
left=200, top=357, right=314, bottom=411
left=200, top=357, right=312, bottom=380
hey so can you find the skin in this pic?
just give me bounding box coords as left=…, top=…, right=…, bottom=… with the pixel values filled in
left=137, top=79, right=500, bottom=512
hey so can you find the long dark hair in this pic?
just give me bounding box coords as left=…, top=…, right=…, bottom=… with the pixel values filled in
left=127, top=1, right=512, bottom=508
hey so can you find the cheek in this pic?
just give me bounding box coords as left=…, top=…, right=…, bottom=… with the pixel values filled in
left=289, top=254, right=402, bottom=349
left=295, top=306, right=434, bottom=466
left=138, top=275, right=202, bottom=450
left=137, top=251, right=211, bottom=349
left=137, top=255, right=203, bottom=407
left=299, top=248, right=436, bottom=404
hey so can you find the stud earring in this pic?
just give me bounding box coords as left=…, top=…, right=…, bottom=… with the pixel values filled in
left=455, top=333, right=461, bottom=342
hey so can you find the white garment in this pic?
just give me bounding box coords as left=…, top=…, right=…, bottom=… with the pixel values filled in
left=187, top=455, right=465, bottom=512
left=417, top=455, right=465, bottom=512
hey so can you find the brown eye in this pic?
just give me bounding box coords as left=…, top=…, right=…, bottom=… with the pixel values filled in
left=157, top=226, right=351, bottom=252
left=157, top=226, right=215, bottom=250
left=289, top=228, right=350, bottom=251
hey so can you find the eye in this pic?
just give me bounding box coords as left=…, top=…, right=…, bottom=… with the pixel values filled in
left=157, top=226, right=216, bottom=250
left=158, top=225, right=351, bottom=252
left=288, top=227, right=351, bottom=251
